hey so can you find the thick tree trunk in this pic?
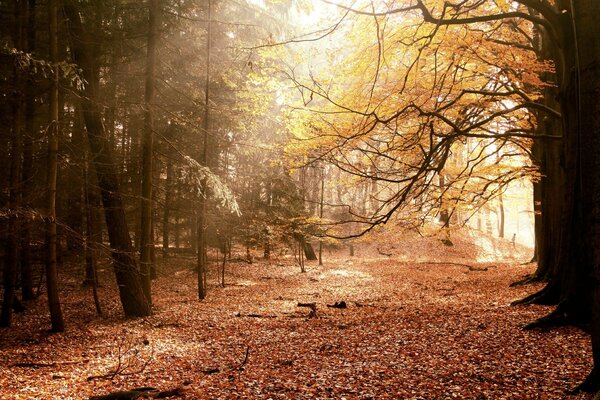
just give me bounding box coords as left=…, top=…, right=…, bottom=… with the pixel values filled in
left=515, top=18, right=571, bottom=306
left=303, top=240, right=317, bottom=261
left=517, top=45, right=564, bottom=288
left=571, top=0, right=600, bottom=390
left=521, top=0, right=600, bottom=390
left=64, top=3, right=150, bottom=317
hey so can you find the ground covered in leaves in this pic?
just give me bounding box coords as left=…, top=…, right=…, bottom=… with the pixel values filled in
left=0, top=234, right=593, bottom=399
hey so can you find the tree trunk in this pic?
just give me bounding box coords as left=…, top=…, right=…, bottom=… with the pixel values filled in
left=263, top=237, right=270, bottom=259
left=162, top=153, right=172, bottom=258
left=531, top=24, right=565, bottom=283
left=45, top=0, right=65, bottom=332
left=197, top=0, right=212, bottom=300
left=438, top=174, right=450, bottom=227
left=139, top=0, right=159, bottom=305
left=20, top=0, right=36, bottom=301
left=497, top=192, right=505, bottom=239
left=1, top=0, right=26, bottom=328
left=319, top=165, right=324, bottom=266
left=64, top=3, right=150, bottom=317
left=303, top=240, right=317, bottom=261
left=83, top=153, right=102, bottom=316
left=569, top=0, right=600, bottom=390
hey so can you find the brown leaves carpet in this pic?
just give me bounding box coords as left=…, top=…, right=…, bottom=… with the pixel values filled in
left=0, top=242, right=593, bottom=399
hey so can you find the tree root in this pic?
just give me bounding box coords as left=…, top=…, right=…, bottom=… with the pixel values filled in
left=509, top=274, right=543, bottom=287
left=511, top=283, right=559, bottom=306
left=569, top=367, right=600, bottom=394
left=522, top=307, right=571, bottom=330
left=522, top=300, right=591, bottom=331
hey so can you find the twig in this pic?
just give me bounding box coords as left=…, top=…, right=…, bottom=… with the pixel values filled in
left=230, top=346, right=250, bottom=372
left=87, top=338, right=155, bottom=381
left=201, top=367, right=220, bottom=374
left=376, top=247, right=393, bottom=257
left=235, top=313, right=278, bottom=318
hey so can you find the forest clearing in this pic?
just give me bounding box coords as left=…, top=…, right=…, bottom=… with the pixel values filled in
left=0, top=234, right=592, bottom=399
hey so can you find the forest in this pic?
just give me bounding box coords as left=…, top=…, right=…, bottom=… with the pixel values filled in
left=1, top=0, right=599, bottom=398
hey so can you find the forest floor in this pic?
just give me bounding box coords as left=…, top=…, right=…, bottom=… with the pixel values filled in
left=0, top=231, right=594, bottom=399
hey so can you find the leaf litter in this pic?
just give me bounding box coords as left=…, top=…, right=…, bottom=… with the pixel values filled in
left=0, top=236, right=593, bottom=399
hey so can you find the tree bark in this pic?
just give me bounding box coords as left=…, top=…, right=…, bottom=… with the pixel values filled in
left=319, top=165, right=324, bottom=266
left=140, top=0, right=159, bottom=304
left=569, top=0, right=600, bottom=390
left=46, top=0, right=65, bottom=332
left=197, top=0, right=212, bottom=300
left=84, top=153, right=102, bottom=316
left=162, top=154, right=172, bottom=258
left=1, top=0, right=26, bottom=328
left=20, top=0, right=36, bottom=301
left=303, top=240, right=317, bottom=261
left=64, top=3, right=150, bottom=317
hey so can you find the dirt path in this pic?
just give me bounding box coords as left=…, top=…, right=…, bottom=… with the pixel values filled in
left=0, top=256, right=593, bottom=399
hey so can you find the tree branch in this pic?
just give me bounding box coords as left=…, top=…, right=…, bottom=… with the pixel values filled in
left=414, top=0, right=554, bottom=33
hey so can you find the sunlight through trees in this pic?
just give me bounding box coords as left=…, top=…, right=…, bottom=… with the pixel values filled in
left=1, top=0, right=599, bottom=397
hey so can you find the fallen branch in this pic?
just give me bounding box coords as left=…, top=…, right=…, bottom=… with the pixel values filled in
left=87, top=338, right=154, bottom=381
left=141, top=318, right=183, bottom=329
left=230, top=346, right=250, bottom=372
left=297, top=302, right=317, bottom=318
left=234, top=312, right=277, bottom=318
left=201, top=367, right=220, bottom=374
left=327, top=301, right=347, bottom=309
left=12, top=359, right=89, bottom=368
left=376, top=247, right=393, bottom=257
left=89, top=387, right=159, bottom=400
left=228, top=257, right=252, bottom=264
left=416, top=261, right=490, bottom=272
left=89, top=385, right=185, bottom=400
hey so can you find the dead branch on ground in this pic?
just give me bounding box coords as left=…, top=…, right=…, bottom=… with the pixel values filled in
left=298, top=302, right=318, bottom=318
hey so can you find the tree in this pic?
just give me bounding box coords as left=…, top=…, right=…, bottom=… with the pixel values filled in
left=64, top=2, right=151, bottom=318
left=45, top=0, right=65, bottom=332
left=140, top=0, right=160, bottom=305
left=1, top=0, right=26, bottom=328
left=271, top=0, right=600, bottom=390
left=20, top=0, right=37, bottom=302
left=281, top=1, right=539, bottom=239
left=197, top=0, right=212, bottom=300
